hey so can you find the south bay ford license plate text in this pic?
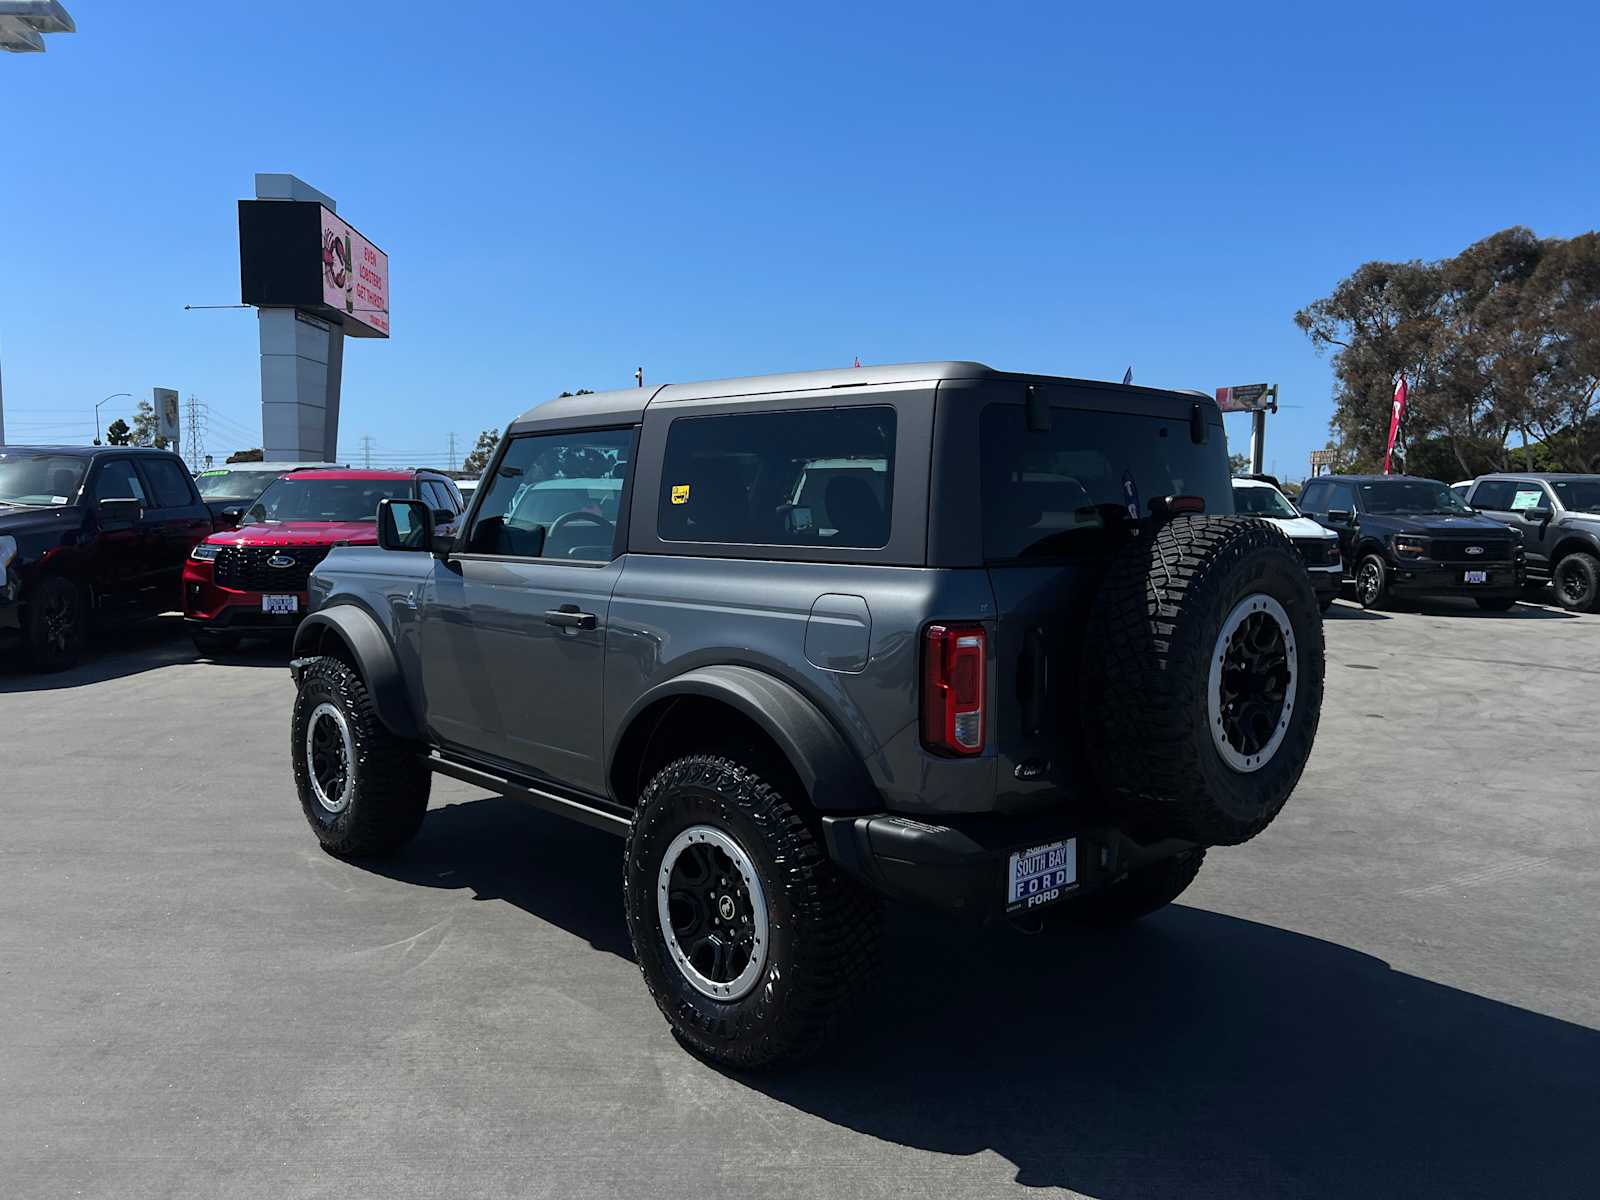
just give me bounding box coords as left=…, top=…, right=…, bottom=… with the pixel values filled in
left=1007, top=838, right=1077, bottom=912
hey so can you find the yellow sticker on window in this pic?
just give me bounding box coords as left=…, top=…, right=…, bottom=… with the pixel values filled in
left=670, top=484, right=690, bottom=505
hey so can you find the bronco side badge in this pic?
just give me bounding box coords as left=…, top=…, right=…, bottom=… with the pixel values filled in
left=1121, top=471, right=1141, bottom=520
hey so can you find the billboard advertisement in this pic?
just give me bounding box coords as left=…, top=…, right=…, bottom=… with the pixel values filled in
left=319, top=208, right=389, bottom=336
left=153, top=388, right=180, bottom=446
left=238, top=200, right=390, bottom=338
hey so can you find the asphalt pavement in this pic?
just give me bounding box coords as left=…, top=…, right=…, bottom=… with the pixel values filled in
left=3, top=596, right=1597, bottom=1199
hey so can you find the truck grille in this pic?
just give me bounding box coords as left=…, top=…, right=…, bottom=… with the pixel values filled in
left=1291, top=536, right=1340, bottom=567
left=212, top=546, right=331, bottom=592
left=1429, top=538, right=1512, bottom=563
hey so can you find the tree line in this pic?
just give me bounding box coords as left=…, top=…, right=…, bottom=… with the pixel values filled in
left=1298, top=226, right=1600, bottom=479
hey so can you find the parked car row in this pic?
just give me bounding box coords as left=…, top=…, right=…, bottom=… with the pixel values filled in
left=0, top=444, right=471, bottom=670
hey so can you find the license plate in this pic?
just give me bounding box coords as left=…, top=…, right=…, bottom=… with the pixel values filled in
left=262, top=594, right=299, bottom=614
left=1463, top=570, right=1488, bottom=584
left=1006, top=838, right=1077, bottom=913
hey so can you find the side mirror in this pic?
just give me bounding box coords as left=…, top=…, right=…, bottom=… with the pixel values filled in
left=96, top=498, right=143, bottom=529
left=214, top=505, right=244, bottom=530
left=378, top=498, right=434, bottom=552
left=1326, top=508, right=1352, bottom=525
left=1525, top=507, right=1553, bottom=522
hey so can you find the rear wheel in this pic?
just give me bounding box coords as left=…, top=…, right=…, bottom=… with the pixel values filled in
left=1051, top=850, right=1206, bottom=928
left=290, top=657, right=430, bottom=857
left=1553, top=552, right=1600, bottom=612
left=1355, top=553, right=1389, bottom=610
left=23, top=575, right=87, bottom=672
left=624, top=752, right=880, bottom=1069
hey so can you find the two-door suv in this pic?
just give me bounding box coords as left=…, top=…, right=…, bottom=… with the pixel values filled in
left=1298, top=473, right=1524, bottom=610
left=184, top=468, right=466, bottom=652
left=1462, top=473, right=1600, bottom=612
left=1, top=444, right=213, bottom=670
left=285, top=363, right=1326, bottom=1067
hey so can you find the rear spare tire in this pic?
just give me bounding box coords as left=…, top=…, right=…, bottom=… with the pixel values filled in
left=1082, top=515, right=1324, bottom=846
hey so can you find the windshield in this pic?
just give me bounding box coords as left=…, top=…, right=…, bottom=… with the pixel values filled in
left=245, top=477, right=411, bottom=524
left=1358, top=480, right=1473, bottom=516
left=1550, top=477, right=1600, bottom=514
left=1233, top=484, right=1299, bottom=519
left=0, top=452, right=87, bottom=506
left=195, top=468, right=283, bottom=502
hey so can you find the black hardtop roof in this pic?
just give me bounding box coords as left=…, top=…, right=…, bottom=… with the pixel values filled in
left=0, top=444, right=184, bottom=459
left=506, top=361, right=1213, bottom=433
left=1316, top=474, right=1443, bottom=484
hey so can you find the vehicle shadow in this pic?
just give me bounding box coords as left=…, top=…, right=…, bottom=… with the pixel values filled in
left=1322, top=602, right=1389, bottom=620
left=1413, top=598, right=1578, bottom=619
left=364, top=800, right=1598, bottom=1198
left=0, top=614, right=282, bottom=693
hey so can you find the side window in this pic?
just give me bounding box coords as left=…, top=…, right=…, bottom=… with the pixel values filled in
left=657, top=406, right=897, bottom=548
left=465, top=428, right=633, bottom=561
left=1509, top=485, right=1549, bottom=513
left=441, top=478, right=465, bottom=512
left=1327, top=482, right=1357, bottom=513
left=1299, top=481, right=1327, bottom=515
left=420, top=480, right=448, bottom=512
left=139, top=458, right=197, bottom=509
left=1471, top=480, right=1515, bottom=510
left=92, top=460, right=148, bottom=504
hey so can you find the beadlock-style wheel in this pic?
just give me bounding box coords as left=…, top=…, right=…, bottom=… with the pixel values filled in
left=1207, top=592, right=1297, bottom=773
left=656, top=824, right=770, bottom=1002
left=305, top=702, right=355, bottom=814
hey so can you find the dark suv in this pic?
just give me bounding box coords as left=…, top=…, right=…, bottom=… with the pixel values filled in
left=284, top=362, right=1326, bottom=1067
left=1463, top=474, right=1600, bottom=612
left=1298, top=474, right=1524, bottom=610
left=1, top=445, right=213, bottom=670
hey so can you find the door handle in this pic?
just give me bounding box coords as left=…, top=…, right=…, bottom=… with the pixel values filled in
left=545, top=608, right=597, bottom=630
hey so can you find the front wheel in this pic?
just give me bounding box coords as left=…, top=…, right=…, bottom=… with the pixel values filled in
left=1553, top=553, right=1600, bottom=613
left=290, top=657, right=430, bottom=858
left=1355, top=554, right=1389, bottom=610
left=23, top=575, right=87, bottom=672
left=624, top=753, right=881, bottom=1069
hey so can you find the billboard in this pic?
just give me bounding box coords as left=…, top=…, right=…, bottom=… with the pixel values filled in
left=239, top=200, right=390, bottom=338
left=153, top=388, right=180, bottom=446
left=1215, top=383, right=1275, bottom=413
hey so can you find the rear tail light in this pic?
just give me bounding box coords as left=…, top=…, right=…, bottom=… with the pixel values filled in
left=922, top=623, right=986, bottom=756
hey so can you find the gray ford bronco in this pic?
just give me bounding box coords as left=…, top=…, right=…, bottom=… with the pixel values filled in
left=287, top=362, right=1325, bottom=1067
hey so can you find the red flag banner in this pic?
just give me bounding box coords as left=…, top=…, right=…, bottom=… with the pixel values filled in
left=1383, top=377, right=1408, bottom=474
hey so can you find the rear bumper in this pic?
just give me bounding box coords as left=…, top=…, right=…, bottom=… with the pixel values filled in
left=821, top=812, right=1195, bottom=921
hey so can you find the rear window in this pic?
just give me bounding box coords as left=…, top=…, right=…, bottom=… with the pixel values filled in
left=980, top=403, right=1229, bottom=561
left=658, top=406, right=896, bottom=547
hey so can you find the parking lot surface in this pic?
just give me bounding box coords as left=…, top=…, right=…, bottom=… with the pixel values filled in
left=3, top=598, right=1597, bottom=1199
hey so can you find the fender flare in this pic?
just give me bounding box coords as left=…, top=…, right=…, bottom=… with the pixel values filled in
left=292, top=606, right=421, bottom=740
left=611, top=665, right=878, bottom=813
left=1551, top=532, right=1600, bottom=564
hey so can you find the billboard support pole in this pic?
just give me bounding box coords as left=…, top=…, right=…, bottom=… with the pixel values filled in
left=253, top=173, right=343, bottom=463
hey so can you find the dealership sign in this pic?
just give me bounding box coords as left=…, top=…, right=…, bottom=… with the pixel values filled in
left=238, top=200, right=390, bottom=338
left=1215, top=383, right=1275, bottom=413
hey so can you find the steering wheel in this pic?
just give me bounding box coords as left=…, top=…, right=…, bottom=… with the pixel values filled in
left=546, top=509, right=614, bottom=550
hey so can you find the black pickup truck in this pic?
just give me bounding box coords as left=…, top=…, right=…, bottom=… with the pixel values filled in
left=0, top=446, right=214, bottom=670
left=1298, top=474, right=1524, bottom=610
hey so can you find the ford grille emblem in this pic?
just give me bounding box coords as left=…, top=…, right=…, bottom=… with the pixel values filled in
left=267, top=554, right=296, bottom=569
left=1465, top=545, right=1484, bottom=556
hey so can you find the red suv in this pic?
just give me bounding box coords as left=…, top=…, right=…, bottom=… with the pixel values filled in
left=183, top=468, right=465, bottom=652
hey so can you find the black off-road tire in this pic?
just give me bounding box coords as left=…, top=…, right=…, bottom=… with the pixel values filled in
left=1355, top=553, right=1390, bottom=610
left=1474, top=597, right=1518, bottom=612
left=23, top=575, right=88, bottom=672
left=1051, top=850, right=1207, bottom=929
left=624, top=753, right=881, bottom=1069
left=191, top=629, right=242, bottom=656
left=1082, top=515, right=1325, bottom=846
left=290, top=656, right=430, bottom=858
left=1553, top=552, right=1600, bottom=613
left=1318, top=594, right=1336, bottom=613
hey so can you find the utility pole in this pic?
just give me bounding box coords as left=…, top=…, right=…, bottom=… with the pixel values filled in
left=447, top=431, right=458, bottom=472
left=360, top=435, right=374, bottom=469
left=184, top=395, right=207, bottom=472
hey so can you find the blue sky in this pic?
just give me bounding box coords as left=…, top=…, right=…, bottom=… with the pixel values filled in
left=2, top=1, right=1596, bottom=477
